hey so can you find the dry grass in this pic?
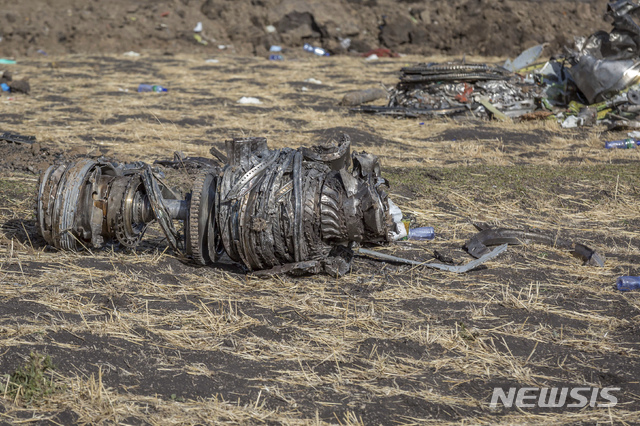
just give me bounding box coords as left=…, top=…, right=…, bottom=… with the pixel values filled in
left=0, top=53, right=639, bottom=424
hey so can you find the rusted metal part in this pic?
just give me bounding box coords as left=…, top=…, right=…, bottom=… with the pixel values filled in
left=356, top=244, right=508, bottom=273
left=36, top=134, right=396, bottom=276
left=464, top=227, right=605, bottom=267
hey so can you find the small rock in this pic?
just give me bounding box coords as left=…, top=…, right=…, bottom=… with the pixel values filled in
left=30, top=142, right=41, bottom=156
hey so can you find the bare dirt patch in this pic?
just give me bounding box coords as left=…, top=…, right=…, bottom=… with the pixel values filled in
left=0, top=0, right=614, bottom=58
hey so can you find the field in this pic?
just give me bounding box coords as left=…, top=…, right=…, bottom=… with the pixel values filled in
left=1, top=53, right=640, bottom=425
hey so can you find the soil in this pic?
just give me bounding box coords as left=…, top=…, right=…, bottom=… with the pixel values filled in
left=1, top=47, right=640, bottom=424
left=0, top=0, right=613, bottom=58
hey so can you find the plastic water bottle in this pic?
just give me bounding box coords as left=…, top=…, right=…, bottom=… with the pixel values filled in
left=303, top=43, right=330, bottom=56
left=604, top=138, right=639, bottom=149
left=408, top=226, right=435, bottom=240
left=138, top=84, right=168, bottom=93
left=617, top=276, right=640, bottom=291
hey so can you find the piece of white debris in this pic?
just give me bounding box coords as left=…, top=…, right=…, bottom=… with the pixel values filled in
left=365, top=54, right=379, bottom=61
left=560, top=115, right=580, bottom=129
left=265, top=25, right=276, bottom=33
left=237, top=97, right=262, bottom=105
left=123, top=51, right=141, bottom=57
left=303, top=78, right=322, bottom=85
left=205, top=59, right=220, bottom=63
left=193, top=22, right=203, bottom=32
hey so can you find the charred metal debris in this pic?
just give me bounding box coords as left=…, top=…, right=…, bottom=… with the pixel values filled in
left=355, top=0, right=640, bottom=130
left=38, top=134, right=503, bottom=276
left=464, top=225, right=605, bottom=268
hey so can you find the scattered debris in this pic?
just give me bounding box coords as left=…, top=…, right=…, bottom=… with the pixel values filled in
left=304, top=78, right=322, bottom=85
left=605, top=138, right=639, bottom=149
left=138, top=84, right=168, bottom=93
left=617, top=276, right=640, bottom=291
left=519, top=110, right=554, bottom=121
left=193, top=22, right=203, bottom=33
left=359, top=48, right=400, bottom=58
left=265, top=25, right=276, bottom=33
left=0, top=59, right=16, bottom=64
left=356, top=244, right=507, bottom=273
left=205, top=59, right=219, bottom=63
left=37, top=135, right=404, bottom=277
left=269, top=46, right=283, bottom=59
left=194, top=34, right=208, bottom=45
left=123, top=51, right=141, bottom=57
left=464, top=225, right=605, bottom=267
left=479, top=97, right=510, bottom=122
left=503, top=43, right=545, bottom=72
left=303, top=43, right=329, bottom=57
left=560, top=115, right=581, bottom=129
left=237, top=96, right=262, bottom=105
left=407, top=226, right=435, bottom=240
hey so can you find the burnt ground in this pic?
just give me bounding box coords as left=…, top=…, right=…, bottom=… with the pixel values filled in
left=0, top=54, right=640, bottom=424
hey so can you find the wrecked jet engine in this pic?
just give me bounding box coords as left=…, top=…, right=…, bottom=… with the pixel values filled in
left=36, top=135, right=402, bottom=276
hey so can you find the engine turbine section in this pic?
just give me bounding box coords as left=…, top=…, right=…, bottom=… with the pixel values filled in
left=36, top=134, right=398, bottom=276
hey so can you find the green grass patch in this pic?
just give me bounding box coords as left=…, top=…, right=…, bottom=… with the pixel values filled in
left=0, top=352, right=63, bottom=405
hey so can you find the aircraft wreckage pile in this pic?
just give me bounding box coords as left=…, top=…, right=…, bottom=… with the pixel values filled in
left=358, top=0, right=640, bottom=130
